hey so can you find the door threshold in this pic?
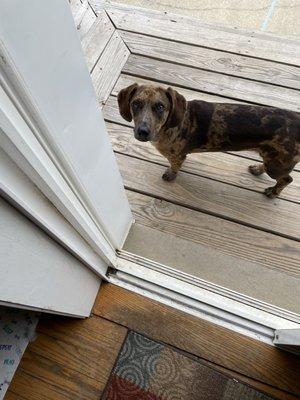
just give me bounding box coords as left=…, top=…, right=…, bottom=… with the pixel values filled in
left=109, top=250, right=300, bottom=345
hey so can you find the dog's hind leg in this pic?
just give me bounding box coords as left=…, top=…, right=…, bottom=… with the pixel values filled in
left=162, top=155, right=186, bottom=181
left=264, top=175, right=293, bottom=198
left=248, top=163, right=265, bottom=176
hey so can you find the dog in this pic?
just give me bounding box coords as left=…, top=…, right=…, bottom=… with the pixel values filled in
left=118, top=83, right=300, bottom=198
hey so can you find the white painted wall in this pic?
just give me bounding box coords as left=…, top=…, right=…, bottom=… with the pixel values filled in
left=0, top=197, right=101, bottom=317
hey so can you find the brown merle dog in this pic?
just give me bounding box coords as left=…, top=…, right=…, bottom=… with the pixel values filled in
left=118, top=83, right=300, bottom=198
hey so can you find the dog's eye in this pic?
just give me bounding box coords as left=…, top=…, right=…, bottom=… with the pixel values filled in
left=155, top=103, right=165, bottom=112
left=131, top=101, right=142, bottom=111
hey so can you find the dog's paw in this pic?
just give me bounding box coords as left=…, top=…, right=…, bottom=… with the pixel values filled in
left=264, top=186, right=277, bottom=198
left=162, top=168, right=177, bottom=181
left=248, top=164, right=264, bottom=176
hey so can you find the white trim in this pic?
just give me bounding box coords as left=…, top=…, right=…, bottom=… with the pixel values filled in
left=118, top=250, right=300, bottom=323
left=0, top=84, right=116, bottom=275
left=0, top=147, right=108, bottom=277
left=112, top=252, right=299, bottom=344
left=274, top=329, right=300, bottom=346
left=273, top=329, right=300, bottom=355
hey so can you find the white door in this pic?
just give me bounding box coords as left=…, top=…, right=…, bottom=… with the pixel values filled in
left=0, top=0, right=133, bottom=316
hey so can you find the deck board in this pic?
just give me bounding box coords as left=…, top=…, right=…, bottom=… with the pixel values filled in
left=90, top=1, right=300, bottom=65
left=113, top=73, right=245, bottom=104
left=91, top=31, right=129, bottom=105
left=123, top=54, right=300, bottom=111
left=73, top=0, right=96, bottom=40
left=125, top=190, right=300, bottom=277
left=120, top=30, right=300, bottom=90
left=116, top=153, right=300, bottom=241
left=81, top=10, right=115, bottom=72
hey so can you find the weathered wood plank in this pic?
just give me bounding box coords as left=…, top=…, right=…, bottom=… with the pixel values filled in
left=90, top=1, right=300, bottom=66
left=94, top=284, right=300, bottom=396
left=123, top=55, right=300, bottom=111
left=73, top=0, right=97, bottom=40
left=120, top=31, right=300, bottom=90
left=81, top=10, right=114, bottom=72
left=69, top=0, right=83, bottom=16
left=106, top=121, right=300, bottom=204
left=91, top=31, right=129, bottom=105
left=8, top=315, right=127, bottom=400
left=113, top=73, right=244, bottom=103
left=126, top=190, right=300, bottom=277
left=116, top=153, right=300, bottom=240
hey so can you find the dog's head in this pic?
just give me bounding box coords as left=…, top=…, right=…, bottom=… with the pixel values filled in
left=117, top=84, right=187, bottom=142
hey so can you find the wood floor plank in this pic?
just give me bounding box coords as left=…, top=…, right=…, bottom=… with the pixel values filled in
left=7, top=370, right=72, bottom=400
left=106, top=120, right=300, bottom=204
left=116, top=153, right=300, bottom=240
left=36, top=315, right=126, bottom=385
left=120, top=31, right=300, bottom=90
left=90, top=1, right=300, bottom=65
left=5, top=392, right=27, bottom=400
left=81, top=10, right=114, bottom=72
left=73, top=0, right=96, bottom=40
left=123, top=55, right=300, bottom=111
left=8, top=315, right=127, bottom=400
left=125, top=190, right=300, bottom=277
left=10, top=352, right=101, bottom=400
left=91, top=31, right=129, bottom=105
left=94, top=284, right=300, bottom=396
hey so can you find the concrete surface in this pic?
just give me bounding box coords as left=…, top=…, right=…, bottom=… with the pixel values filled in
left=113, top=0, right=300, bottom=37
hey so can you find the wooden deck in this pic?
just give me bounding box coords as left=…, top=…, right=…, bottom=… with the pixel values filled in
left=6, top=284, right=300, bottom=399
left=73, top=0, right=300, bottom=314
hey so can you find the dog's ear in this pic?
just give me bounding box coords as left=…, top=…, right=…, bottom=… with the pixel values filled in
left=117, top=83, right=138, bottom=122
left=165, top=87, right=187, bottom=128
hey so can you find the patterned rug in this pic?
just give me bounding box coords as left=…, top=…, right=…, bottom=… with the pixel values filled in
left=102, top=331, right=274, bottom=400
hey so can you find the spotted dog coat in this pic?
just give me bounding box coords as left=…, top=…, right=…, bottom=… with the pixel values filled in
left=118, top=84, right=300, bottom=198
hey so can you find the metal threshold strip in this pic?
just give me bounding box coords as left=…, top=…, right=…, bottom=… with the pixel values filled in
left=108, top=250, right=300, bottom=345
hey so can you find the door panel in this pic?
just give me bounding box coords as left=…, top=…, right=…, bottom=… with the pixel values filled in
left=0, top=0, right=133, bottom=249
left=0, top=197, right=101, bottom=317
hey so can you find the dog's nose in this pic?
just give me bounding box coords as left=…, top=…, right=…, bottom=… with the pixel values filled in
left=136, top=126, right=150, bottom=142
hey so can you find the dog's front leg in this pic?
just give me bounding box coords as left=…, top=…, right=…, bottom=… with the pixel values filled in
left=162, top=155, right=186, bottom=181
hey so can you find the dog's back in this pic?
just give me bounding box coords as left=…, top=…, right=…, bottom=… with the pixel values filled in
left=186, top=100, right=300, bottom=155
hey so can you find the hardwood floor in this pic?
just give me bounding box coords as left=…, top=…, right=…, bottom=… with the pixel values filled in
left=6, top=311, right=127, bottom=400
left=6, top=284, right=300, bottom=400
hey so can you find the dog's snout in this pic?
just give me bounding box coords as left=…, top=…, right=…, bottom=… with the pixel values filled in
left=136, top=126, right=151, bottom=142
